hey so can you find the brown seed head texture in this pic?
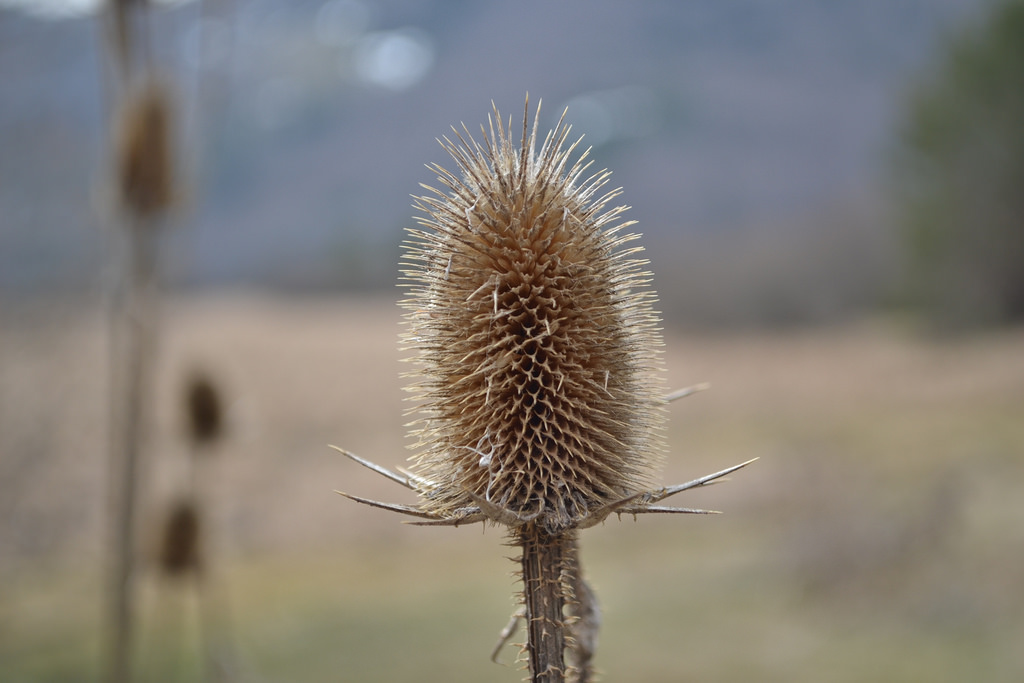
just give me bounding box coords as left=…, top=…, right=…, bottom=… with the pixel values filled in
left=402, top=101, right=666, bottom=533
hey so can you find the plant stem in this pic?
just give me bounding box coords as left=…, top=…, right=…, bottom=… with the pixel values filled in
left=108, top=217, right=158, bottom=683
left=519, top=525, right=571, bottom=683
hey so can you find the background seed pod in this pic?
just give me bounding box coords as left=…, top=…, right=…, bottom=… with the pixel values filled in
left=157, top=498, right=202, bottom=577
left=183, top=370, right=225, bottom=450
left=115, top=79, right=177, bottom=220
left=402, top=104, right=666, bottom=532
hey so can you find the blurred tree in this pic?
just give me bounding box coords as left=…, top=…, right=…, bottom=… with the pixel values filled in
left=896, top=0, right=1024, bottom=328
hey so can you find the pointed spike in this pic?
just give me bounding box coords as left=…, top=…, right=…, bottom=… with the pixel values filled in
left=664, top=382, right=711, bottom=403
left=335, top=491, right=440, bottom=519
left=616, top=505, right=721, bottom=515
left=328, top=445, right=415, bottom=490
left=405, top=511, right=487, bottom=527
left=647, top=458, right=759, bottom=503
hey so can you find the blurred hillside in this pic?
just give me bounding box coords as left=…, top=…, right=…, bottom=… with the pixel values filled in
left=895, top=0, right=1024, bottom=328
left=0, top=0, right=996, bottom=324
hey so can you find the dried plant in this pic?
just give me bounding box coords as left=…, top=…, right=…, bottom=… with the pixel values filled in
left=184, top=370, right=226, bottom=451
left=103, top=6, right=180, bottom=682
left=115, top=80, right=177, bottom=220
left=157, top=498, right=203, bottom=578
left=336, top=99, right=753, bottom=682
left=156, top=368, right=238, bottom=683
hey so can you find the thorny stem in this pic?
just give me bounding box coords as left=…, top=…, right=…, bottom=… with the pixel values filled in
left=333, top=446, right=757, bottom=679
left=519, top=525, right=570, bottom=683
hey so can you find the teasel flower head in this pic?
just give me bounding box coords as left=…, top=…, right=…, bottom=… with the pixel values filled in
left=157, top=498, right=202, bottom=578
left=115, top=78, right=177, bottom=220
left=334, top=100, right=756, bottom=682
left=183, top=369, right=226, bottom=450
left=400, top=100, right=667, bottom=533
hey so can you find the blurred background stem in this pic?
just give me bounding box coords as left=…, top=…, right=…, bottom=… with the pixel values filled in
left=108, top=214, right=160, bottom=683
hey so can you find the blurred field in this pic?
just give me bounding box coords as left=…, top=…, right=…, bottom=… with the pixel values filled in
left=2, top=292, right=1023, bottom=682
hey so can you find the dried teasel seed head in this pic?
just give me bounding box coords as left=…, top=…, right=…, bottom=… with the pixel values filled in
left=157, top=498, right=202, bottom=577
left=115, top=78, right=177, bottom=219
left=402, top=100, right=666, bottom=533
left=184, top=370, right=225, bottom=449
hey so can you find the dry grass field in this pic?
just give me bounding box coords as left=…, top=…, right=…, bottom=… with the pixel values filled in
left=2, top=292, right=1023, bottom=682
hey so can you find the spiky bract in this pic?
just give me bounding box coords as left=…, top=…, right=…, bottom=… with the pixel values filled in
left=401, top=102, right=666, bottom=533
